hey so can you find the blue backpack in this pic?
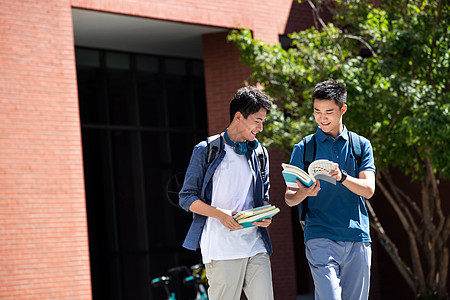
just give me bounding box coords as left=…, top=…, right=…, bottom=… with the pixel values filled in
left=299, top=131, right=362, bottom=228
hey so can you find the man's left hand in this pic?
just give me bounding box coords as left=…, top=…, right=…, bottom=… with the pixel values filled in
left=252, top=217, right=272, bottom=228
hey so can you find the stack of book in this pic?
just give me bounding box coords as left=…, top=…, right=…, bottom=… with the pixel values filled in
left=233, top=204, right=280, bottom=228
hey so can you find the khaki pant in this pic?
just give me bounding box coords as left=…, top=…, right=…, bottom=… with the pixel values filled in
left=205, top=252, right=274, bottom=300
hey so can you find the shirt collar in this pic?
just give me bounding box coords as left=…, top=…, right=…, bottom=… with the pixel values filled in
left=315, top=125, right=349, bottom=142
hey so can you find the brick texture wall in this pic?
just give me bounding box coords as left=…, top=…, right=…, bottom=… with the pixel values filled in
left=0, top=0, right=91, bottom=299
left=202, top=31, right=251, bottom=134
left=266, top=149, right=298, bottom=300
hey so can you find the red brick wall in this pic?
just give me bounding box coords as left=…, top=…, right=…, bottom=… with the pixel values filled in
left=267, top=149, right=298, bottom=300
left=202, top=31, right=251, bottom=134
left=0, top=0, right=91, bottom=299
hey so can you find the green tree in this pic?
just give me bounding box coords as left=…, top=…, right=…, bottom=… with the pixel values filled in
left=228, top=0, right=449, bottom=298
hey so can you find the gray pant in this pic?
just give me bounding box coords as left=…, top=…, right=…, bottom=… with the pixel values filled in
left=205, top=252, right=274, bottom=300
left=306, top=238, right=372, bottom=300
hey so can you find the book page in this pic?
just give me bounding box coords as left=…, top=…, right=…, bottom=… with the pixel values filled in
left=308, top=160, right=336, bottom=185
left=281, top=163, right=314, bottom=187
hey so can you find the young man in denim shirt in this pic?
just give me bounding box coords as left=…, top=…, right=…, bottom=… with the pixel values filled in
left=285, top=79, right=376, bottom=300
left=179, top=86, right=274, bottom=300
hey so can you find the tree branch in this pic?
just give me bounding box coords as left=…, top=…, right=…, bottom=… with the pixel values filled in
left=366, top=200, right=416, bottom=289
left=383, top=171, right=420, bottom=234
left=403, top=0, right=409, bottom=24
left=310, top=4, right=320, bottom=29
left=376, top=174, right=426, bottom=290
left=393, top=185, right=421, bottom=216
left=421, top=160, right=437, bottom=290
left=306, top=0, right=343, bottom=60
left=343, top=34, right=377, bottom=58
left=443, top=211, right=450, bottom=244
left=386, top=99, right=408, bottom=133
left=426, top=0, right=442, bottom=82
left=436, top=236, right=449, bottom=298
left=425, top=156, right=444, bottom=232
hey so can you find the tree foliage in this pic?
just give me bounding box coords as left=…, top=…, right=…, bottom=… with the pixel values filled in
left=228, top=0, right=449, bottom=298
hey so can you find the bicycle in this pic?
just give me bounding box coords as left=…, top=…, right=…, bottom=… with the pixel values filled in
left=183, top=264, right=208, bottom=300
left=151, top=275, right=176, bottom=300
left=151, top=263, right=208, bottom=300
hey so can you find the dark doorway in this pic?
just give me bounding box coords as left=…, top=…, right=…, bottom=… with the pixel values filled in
left=75, top=47, right=207, bottom=300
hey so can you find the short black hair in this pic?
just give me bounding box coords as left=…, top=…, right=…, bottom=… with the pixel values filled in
left=312, top=79, right=347, bottom=108
left=229, top=86, right=272, bottom=122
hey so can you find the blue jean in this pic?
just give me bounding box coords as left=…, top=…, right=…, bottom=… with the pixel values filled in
left=306, top=238, right=371, bottom=300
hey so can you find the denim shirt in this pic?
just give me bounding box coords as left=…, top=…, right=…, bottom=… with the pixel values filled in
left=179, top=134, right=272, bottom=255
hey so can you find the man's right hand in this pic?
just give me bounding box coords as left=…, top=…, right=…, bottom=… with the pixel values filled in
left=189, top=201, right=242, bottom=230
left=218, top=212, right=243, bottom=231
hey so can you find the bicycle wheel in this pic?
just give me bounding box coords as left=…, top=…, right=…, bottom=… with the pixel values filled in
left=166, top=171, right=186, bottom=209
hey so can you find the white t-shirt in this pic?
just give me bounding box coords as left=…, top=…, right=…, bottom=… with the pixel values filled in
left=200, top=143, right=267, bottom=264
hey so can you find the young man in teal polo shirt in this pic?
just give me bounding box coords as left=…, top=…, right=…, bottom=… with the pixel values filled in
left=285, top=79, right=376, bottom=300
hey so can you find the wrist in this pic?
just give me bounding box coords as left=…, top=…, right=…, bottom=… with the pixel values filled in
left=338, top=169, right=348, bottom=183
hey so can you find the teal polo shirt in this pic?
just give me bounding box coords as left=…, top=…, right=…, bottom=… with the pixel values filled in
left=289, top=126, right=376, bottom=243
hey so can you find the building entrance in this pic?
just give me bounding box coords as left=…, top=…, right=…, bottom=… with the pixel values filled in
left=76, top=47, right=207, bottom=300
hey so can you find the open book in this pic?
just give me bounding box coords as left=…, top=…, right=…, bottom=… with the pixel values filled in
left=233, top=204, right=280, bottom=229
left=281, top=160, right=336, bottom=187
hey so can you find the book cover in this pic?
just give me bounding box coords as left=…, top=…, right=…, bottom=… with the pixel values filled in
left=232, top=205, right=280, bottom=229
left=281, top=160, right=336, bottom=188
left=233, top=204, right=273, bottom=221
left=237, top=207, right=280, bottom=228
left=281, top=163, right=315, bottom=187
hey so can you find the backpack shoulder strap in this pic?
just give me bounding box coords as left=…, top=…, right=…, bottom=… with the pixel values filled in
left=206, top=134, right=222, bottom=165
left=198, top=134, right=223, bottom=205
left=254, top=142, right=267, bottom=182
left=303, top=134, right=316, bottom=171
left=300, top=134, right=316, bottom=226
left=348, top=131, right=362, bottom=169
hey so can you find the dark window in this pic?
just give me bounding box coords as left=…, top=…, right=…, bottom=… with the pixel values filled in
left=105, top=52, right=137, bottom=126
left=76, top=47, right=208, bottom=300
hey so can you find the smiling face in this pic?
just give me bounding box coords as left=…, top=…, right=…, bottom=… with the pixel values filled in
left=313, top=98, right=347, bottom=138
left=234, top=107, right=267, bottom=142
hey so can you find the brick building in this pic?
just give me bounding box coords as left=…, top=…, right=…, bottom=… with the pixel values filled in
left=1, top=0, right=433, bottom=299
